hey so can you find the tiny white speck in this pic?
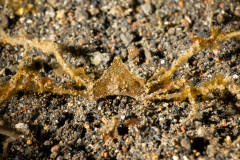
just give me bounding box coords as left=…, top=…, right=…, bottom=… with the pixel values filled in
left=226, top=135, right=230, bottom=140
left=207, top=75, right=212, bottom=78
left=159, top=117, right=163, bottom=121
left=183, top=155, right=189, bottom=160
left=55, top=25, right=60, bottom=30
left=26, top=19, right=33, bottom=24
left=233, top=74, right=239, bottom=79
left=121, top=115, right=125, bottom=120
left=160, top=59, right=165, bottom=64
left=173, top=155, right=179, bottom=160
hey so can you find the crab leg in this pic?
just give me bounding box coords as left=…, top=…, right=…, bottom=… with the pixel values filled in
left=0, top=29, right=90, bottom=87
left=147, top=30, right=240, bottom=91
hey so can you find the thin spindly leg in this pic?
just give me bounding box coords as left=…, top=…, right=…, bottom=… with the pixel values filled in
left=150, top=92, right=188, bottom=101
left=0, top=72, right=27, bottom=106
left=147, top=30, right=240, bottom=92
left=147, top=67, right=166, bottom=83
left=179, top=86, right=198, bottom=125
left=146, top=40, right=201, bottom=91
left=144, top=77, right=187, bottom=100
left=148, top=84, right=198, bottom=125
left=0, top=69, right=89, bottom=106
left=0, top=30, right=92, bottom=105
left=0, top=29, right=91, bottom=87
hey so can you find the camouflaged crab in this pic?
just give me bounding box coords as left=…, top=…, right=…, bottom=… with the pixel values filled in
left=0, top=29, right=240, bottom=126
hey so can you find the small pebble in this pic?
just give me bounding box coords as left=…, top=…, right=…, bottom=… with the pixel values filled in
left=122, top=145, right=127, bottom=152
left=128, top=46, right=140, bottom=59
left=50, top=152, right=58, bottom=159
left=75, top=9, right=89, bottom=21
left=89, top=7, right=99, bottom=15
left=56, top=9, right=65, bottom=19
left=195, top=152, right=201, bottom=156
left=15, top=123, right=30, bottom=135
left=24, top=149, right=31, bottom=156
left=121, top=48, right=127, bottom=59
left=108, top=6, right=123, bottom=17
left=120, top=32, right=134, bottom=46
left=173, top=155, right=179, bottom=160
left=233, top=74, right=239, bottom=79
left=144, top=48, right=152, bottom=60
left=90, top=52, right=110, bottom=66
left=68, top=102, right=73, bottom=107
left=217, top=13, right=224, bottom=23
left=103, top=150, right=108, bottom=158
left=235, top=5, right=240, bottom=17
left=44, top=140, right=52, bottom=146
left=26, top=139, right=32, bottom=145
left=47, top=0, right=57, bottom=6
left=0, top=14, right=9, bottom=29
left=180, top=137, right=191, bottom=151
left=141, top=3, right=153, bottom=15
left=160, top=59, right=165, bottom=64
left=225, top=135, right=232, bottom=144
left=26, top=19, right=33, bottom=24
left=56, top=156, right=64, bottom=160
left=183, top=155, right=189, bottom=160
left=51, top=144, right=60, bottom=153
left=121, top=27, right=128, bottom=33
